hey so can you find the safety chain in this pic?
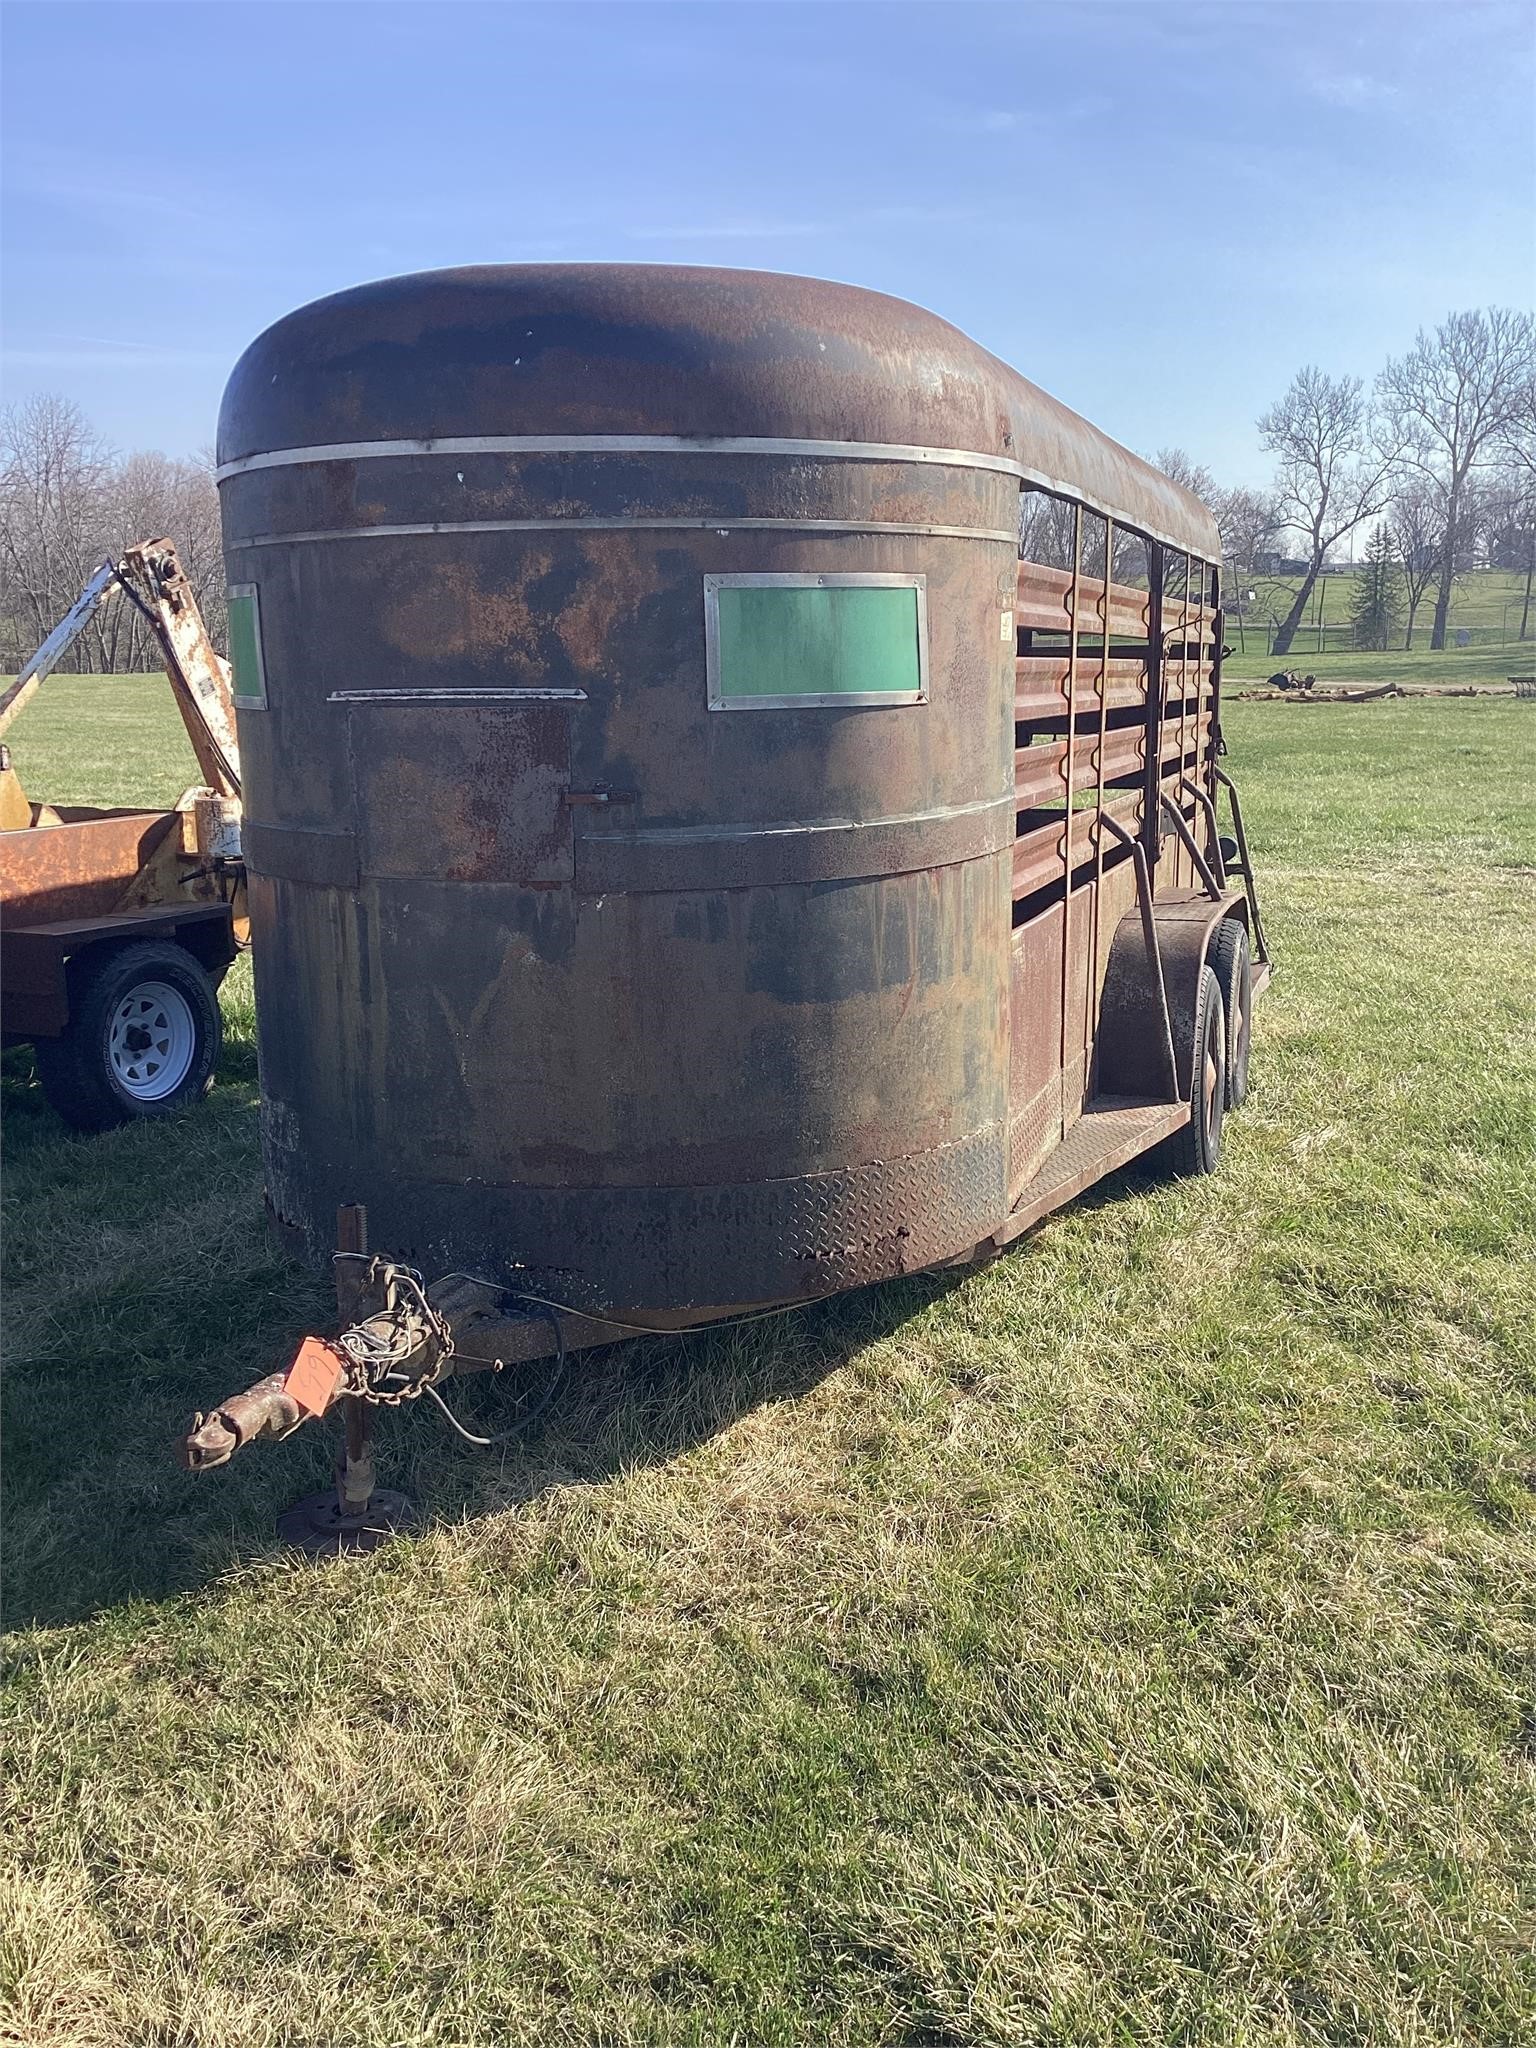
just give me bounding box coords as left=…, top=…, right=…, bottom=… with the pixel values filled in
left=330, top=1256, right=456, bottom=1406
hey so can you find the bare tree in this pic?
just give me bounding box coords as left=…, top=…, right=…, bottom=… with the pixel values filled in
left=1484, top=464, right=1536, bottom=641
left=1208, top=485, right=1278, bottom=651
left=0, top=396, right=225, bottom=672
left=1492, top=380, right=1536, bottom=640
left=1517, top=479, right=1536, bottom=643
left=1376, top=307, right=1536, bottom=649
left=1152, top=447, right=1217, bottom=503
left=1387, top=482, right=1445, bottom=650
left=1019, top=487, right=1080, bottom=571
left=1149, top=451, right=1280, bottom=578
left=0, top=394, right=114, bottom=661
left=1211, top=486, right=1278, bottom=569
left=106, top=448, right=226, bottom=655
left=1258, top=367, right=1395, bottom=656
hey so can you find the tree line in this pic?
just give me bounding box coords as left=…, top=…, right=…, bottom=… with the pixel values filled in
left=1157, top=306, right=1536, bottom=656
left=0, top=393, right=226, bottom=675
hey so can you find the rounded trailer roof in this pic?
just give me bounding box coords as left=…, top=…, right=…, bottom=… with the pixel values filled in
left=218, top=265, right=1220, bottom=562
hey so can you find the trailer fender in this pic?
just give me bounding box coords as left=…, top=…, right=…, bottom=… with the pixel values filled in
left=1098, top=888, right=1248, bottom=1100
left=2, top=902, right=238, bottom=1039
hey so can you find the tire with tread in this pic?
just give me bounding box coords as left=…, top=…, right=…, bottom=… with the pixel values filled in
left=1206, top=917, right=1253, bottom=1108
left=1152, top=964, right=1226, bottom=1179
left=35, top=940, right=222, bottom=1133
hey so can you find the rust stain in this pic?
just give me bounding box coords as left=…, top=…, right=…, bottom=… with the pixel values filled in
left=377, top=553, right=552, bottom=666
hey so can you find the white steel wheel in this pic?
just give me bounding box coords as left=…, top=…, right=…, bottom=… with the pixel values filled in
left=107, top=980, right=198, bottom=1101
left=35, top=939, right=223, bottom=1132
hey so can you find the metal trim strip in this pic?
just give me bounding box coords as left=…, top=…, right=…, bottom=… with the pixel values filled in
left=226, top=515, right=1019, bottom=549
left=574, top=791, right=1015, bottom=894
left=214, top=433, right=1212, bottom=558
left=582, top=790, right=1010, bottom=846
left=247, top=798, right=1012, bottom=895
left=215, top=432, right=1024, bottom=481
left=327, top=687, right=588, bottom=703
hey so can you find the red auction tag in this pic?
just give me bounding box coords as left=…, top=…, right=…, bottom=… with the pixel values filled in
left=283, top=1336, right=347, bottom=1417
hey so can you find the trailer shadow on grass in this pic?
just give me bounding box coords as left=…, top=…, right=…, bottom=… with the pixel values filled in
left=1, top=1100, right=975, bottom=1630
left=3, top=996, right=1161, bottom=1632
left=385, top=1261, right=974, bottom=1534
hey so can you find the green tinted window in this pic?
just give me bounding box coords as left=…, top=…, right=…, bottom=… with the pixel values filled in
left=706, top=575, right=927, bottom=709
left=226, top=585, right=267, bottom=708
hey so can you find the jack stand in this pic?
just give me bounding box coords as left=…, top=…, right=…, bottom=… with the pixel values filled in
left=275, top=1203, right=416, bottom=1556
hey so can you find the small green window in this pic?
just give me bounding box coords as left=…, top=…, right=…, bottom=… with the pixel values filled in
left=226, top=584, right=267, bottom=708
left=705, top=573, right=928, bottom=710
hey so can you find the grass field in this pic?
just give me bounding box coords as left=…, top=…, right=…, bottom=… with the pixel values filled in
left=1224, top=566, right=1533, bottom=676
left=3, top=677, right=1535, bottom=2047
left=1223, top=642, right=1527, bottom=687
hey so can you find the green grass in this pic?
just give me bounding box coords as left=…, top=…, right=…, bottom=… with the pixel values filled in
left=1223, top=643, right=1525, bottom=687
left=3, top=682, right=1535, bottom=2047
left=1226, top=564, right=1531, bottom=652
left=1222, top=568, right=1535, bottom=683
left=2, top=672, right=205, bottom=810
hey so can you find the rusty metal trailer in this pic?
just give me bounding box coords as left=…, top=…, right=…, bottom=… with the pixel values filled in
left=179, top=265, right=1269, bottom=1549
left=0, top=543, right=246, bottom=1129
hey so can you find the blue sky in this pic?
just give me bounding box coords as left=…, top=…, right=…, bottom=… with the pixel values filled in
left=3, top=0, right=1531, bottom=487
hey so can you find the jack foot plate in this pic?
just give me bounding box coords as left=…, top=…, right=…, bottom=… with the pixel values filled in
left=276, top=1487, right=416, bottom=1557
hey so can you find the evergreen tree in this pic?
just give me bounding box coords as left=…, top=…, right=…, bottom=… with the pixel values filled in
left=1349, top=524, right=1404, bottom=651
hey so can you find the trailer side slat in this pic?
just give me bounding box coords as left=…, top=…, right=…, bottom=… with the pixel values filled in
left=1014, top=576, right=1215, bottom=639
left=1014, top=656, right=1150, bottom=720
left=1011, top=768, right=1209, bottom=899
left=1016, top=561, right=1150, bottom=638
left=1014, top=721, right=1192, bottom=810
left=1011, top=790, right=1150, bottom=897
left=1015, top=663, right=1213, bottom=724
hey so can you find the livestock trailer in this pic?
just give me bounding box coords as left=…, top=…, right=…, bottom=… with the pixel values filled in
left=181, top=265, right=1269, bottom=1548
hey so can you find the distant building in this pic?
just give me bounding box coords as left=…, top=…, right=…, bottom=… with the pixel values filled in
left=1252, top=551, right=1309, bottom=577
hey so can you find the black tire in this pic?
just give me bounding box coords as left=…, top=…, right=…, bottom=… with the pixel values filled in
left=1206, top=917, right=1253, bottom=1109
left=34, top=940, right=222, bottom=1133
left=1152, top=965, right=1226, bottom=1179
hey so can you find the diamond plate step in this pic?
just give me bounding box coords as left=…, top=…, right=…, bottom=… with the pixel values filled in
left=991, top=1095, right=1187, bottom=1248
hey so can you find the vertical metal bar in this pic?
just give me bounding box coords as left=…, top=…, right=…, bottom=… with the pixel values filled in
left=1097, top=810, right=1179, bottom=1101
left=334, top=1203, right=375, bottom=1517
left=1182, top=779, right=1228, bottom=886
left=1189, top=559, right=1205, bottom=872
left=1212, top=766, right=1272, bottom=963
left=1177, top=552, right=1193, bottom=886
left=1143, top=541, right=1165, bottom=876
left=1199, top=564, right=1210, bottom=761
left=1197, top=565, right=1216, bottom=870
left=1057, top=502, right=1083, bottom=1142
left=1085, top=517, right=1114, bottom=1092
left=1208, top=563, right=1225, bottom=774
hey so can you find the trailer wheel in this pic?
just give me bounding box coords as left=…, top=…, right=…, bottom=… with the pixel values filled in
left=35, top=940, right=222, bottom=1133
left=1206, top=917, right=1252, bottom=1108
left=1153, top=965, right=1226, bottom=1179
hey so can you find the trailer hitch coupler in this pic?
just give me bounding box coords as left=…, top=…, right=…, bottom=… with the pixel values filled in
left=178, top=1372, right=306, bottom=1472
